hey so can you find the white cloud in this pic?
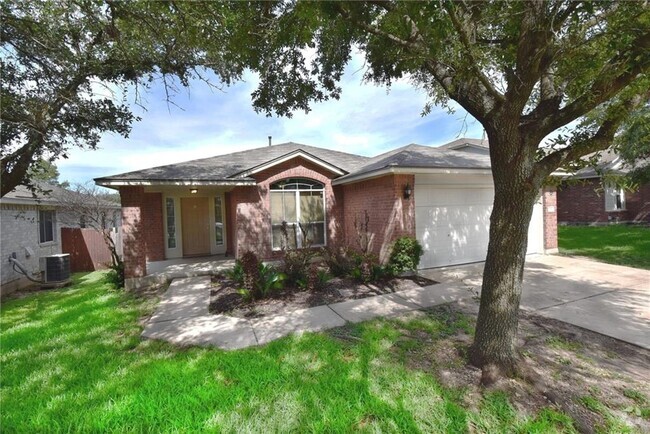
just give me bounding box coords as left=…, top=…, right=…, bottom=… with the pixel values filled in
left=57, top=53, right=483, bottom=183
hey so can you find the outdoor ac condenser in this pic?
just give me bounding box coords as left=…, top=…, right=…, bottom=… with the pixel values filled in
left=39, top=254, right=71, bottom=284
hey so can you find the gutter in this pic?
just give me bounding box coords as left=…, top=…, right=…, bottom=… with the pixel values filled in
left=94, top=179, right=257, bottom=188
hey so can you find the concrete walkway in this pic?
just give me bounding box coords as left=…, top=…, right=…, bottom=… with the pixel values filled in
left=142, top=255, right=649, bottom=350
left=142, top=276, right=474, bottom=350
left=421, top=255, right=650, bottom=349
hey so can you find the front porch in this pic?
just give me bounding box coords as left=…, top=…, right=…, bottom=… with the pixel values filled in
left=125, top=255, right=236, bottom=291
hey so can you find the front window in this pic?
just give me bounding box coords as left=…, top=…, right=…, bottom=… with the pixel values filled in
left=270, top=178, right=326, bottom=249
left=214, top=196, right=224, bottom=246
left=166, top=198, right=177, bottom=248
left=39, top=210, right=55, bottom=243
left=605, top=185, right=625, bottom=211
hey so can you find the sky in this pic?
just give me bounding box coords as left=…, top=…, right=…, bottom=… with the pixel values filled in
left=57, top=52, right=485, bottom=185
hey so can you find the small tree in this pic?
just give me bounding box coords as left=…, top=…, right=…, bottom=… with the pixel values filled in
left=57, top=183, right=123, bottom=284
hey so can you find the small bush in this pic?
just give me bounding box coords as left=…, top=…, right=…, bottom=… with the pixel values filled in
left=237, top=251, right=286, bottom=301
left=305, top=263, right=331, bottom=291
left=387, top=237, right=424, bottom=276
left=321, top=246, right=355, bottom=277
left=282, top=248, right=317, bottom=285
left=226, top=261, right=245, bottom=286
left=350, top=252, right=384, bottom=283
left=105, top=261, right=124, bottom=289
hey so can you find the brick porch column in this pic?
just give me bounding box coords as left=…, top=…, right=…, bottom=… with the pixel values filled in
left=120, top=186, right=146, bottom=278
left=543, top=186, right=558, bottom=252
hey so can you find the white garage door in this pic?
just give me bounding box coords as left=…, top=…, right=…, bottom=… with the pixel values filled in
left=415, top=174, right=544, bottom=269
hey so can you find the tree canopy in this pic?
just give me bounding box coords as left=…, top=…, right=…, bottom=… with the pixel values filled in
left=0, top=0, right=248, bottom=196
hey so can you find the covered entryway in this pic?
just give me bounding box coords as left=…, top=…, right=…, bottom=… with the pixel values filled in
left=415, top=174, right=544, bottom=269
left=181, top=197, right=211, bottom=256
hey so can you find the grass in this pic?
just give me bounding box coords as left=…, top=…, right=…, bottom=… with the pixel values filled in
left=558, top=225, right=650, bottom=269
left=0, top=271, right=578, bottom=433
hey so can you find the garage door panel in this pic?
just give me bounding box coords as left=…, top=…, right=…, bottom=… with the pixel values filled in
left=416, top=183, right=545, bottom=268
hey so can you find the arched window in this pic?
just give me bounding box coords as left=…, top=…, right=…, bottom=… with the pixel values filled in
left=270, top=178, right=326, bottom=249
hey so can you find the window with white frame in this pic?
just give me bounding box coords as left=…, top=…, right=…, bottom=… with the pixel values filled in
left=165, top=198, right=177, bottom=248
left=214, top=196, right=224, bottom=246
left=604, top=185, right=625, bottom=211
left=270, top=178, right=326, bottom=249
left=39, top=209, right=56, bottom=243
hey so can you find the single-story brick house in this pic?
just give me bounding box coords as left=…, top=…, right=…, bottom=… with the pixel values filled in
left=95, top=139, right=558, bottom=287
left=557, top=151, right=650, bottom=224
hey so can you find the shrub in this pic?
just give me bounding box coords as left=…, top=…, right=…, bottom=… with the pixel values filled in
left=225, top=261, right=245, bottom=286
left=282, top=248, right=317, bottom=285
left=105, top=261, right=124, bottom=289
left=387, top=237, right=424, bottom=276
left=350, top=252, right=384, bottom=283
left=237, top=251, right=286, bottom=301
left=321, top=246, right=355, bottom=277
left=304, top=263, right=331, bottom=291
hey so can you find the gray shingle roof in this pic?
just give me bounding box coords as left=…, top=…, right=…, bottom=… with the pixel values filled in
left=1, top=182, right=120, bottom=208
left=333, top=143, right=492, bottom=182
left=95, top=142, right=370, bottom=183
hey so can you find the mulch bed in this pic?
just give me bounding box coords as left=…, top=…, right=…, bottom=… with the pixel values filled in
left=209, top=274, right=437, bottom=318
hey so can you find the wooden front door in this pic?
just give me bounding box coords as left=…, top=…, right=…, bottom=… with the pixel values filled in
left=181, top=197, right=210, bottom=256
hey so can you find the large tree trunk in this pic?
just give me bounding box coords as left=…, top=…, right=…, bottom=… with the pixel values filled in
left=469, top=127, right=541, bottom=379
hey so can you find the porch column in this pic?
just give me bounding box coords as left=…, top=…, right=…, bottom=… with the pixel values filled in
left=120, top=186, right=147, bottom=278
left=542, top=186, right=558, bottom=252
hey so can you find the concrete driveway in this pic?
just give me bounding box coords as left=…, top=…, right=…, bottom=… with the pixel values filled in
left=421, top=255, right=650, bottom=349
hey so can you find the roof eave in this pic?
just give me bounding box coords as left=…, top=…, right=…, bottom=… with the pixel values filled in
left=332, top=166, right=493, bottom=185
left=94, top=179, right=257, bottom=187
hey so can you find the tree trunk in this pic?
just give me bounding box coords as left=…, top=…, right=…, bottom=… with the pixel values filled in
left=469, top=128, right=541, bottom=379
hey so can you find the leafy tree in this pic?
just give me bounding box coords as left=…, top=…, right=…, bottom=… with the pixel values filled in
left=225, top=1, right=650, bottom=377
left=0, top=0, right=246, bottom=196
left=26, top=159, right=69, bottom=188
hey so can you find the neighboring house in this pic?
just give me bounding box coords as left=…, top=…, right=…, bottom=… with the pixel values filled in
left=557, top=151, right=650, bottom=224
left=95, top=139, right=558, bottom=288
left=0, top=183, right=121, bottom=295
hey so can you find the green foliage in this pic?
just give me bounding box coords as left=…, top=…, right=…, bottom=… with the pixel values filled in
left=1, top=1, right=249, bottom=195
left=282, top=248, right=317, bottom=286
left=386, top=237, right=424, bottom=276
left=237, top=251, right=285, bottom=301
left=350, top=252, right=384, bottom=283
left=105, top=261, right=125, bottom=289
left=321, top=246, right=356, bottom=278
left=225, top=261, right=245, bottom=286
left=26, top=159, right=69, bottom=187
left=303, top=264, right=331, bottom=291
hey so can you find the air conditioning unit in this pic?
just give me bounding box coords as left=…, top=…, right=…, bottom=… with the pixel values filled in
left=40, top=254, right=71, bottom=285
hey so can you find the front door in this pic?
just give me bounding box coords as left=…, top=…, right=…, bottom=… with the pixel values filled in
left=181, top=197, right=210, bottom=256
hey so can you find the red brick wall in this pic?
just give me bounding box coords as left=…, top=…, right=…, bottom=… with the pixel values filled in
left=341, top=174, right=415, bottom=262
left=225, top=191, right=235, bottom=256
left=228, top=157, right=342, bottom=259
left=141, top=192, right=164, bottom=262
left=542, top=187, right=558, bottom=250
left=557, top=179, right=650, bottom=224
left=120, top=186, right=146, bottom=278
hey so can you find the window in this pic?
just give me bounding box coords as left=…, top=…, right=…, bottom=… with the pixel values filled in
left=270, top=178, right=326, bottom=249
left=214, top=196, right=224, bottom=246
left=39, top=210, right=55, bottom=243
left=604, top=185, right=625, bottom=211
left=166, top=198, right=177, bottom=248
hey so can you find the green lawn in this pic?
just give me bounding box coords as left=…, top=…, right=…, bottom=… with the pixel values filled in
left=0, top=272, right=576, bottom=432
left=558, top=225, right=650, bottom=269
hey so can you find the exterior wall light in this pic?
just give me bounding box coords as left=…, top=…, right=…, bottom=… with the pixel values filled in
left=403, top=183, right=412, bottom=199
left=190, top=188, right=198, bottom=194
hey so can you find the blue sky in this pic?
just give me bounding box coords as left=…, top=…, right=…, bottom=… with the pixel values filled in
left=57, top=53, right=484, bottom=184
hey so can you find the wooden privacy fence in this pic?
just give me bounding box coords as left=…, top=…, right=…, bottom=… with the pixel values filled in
left=61, top=228, right=123, bottom=272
